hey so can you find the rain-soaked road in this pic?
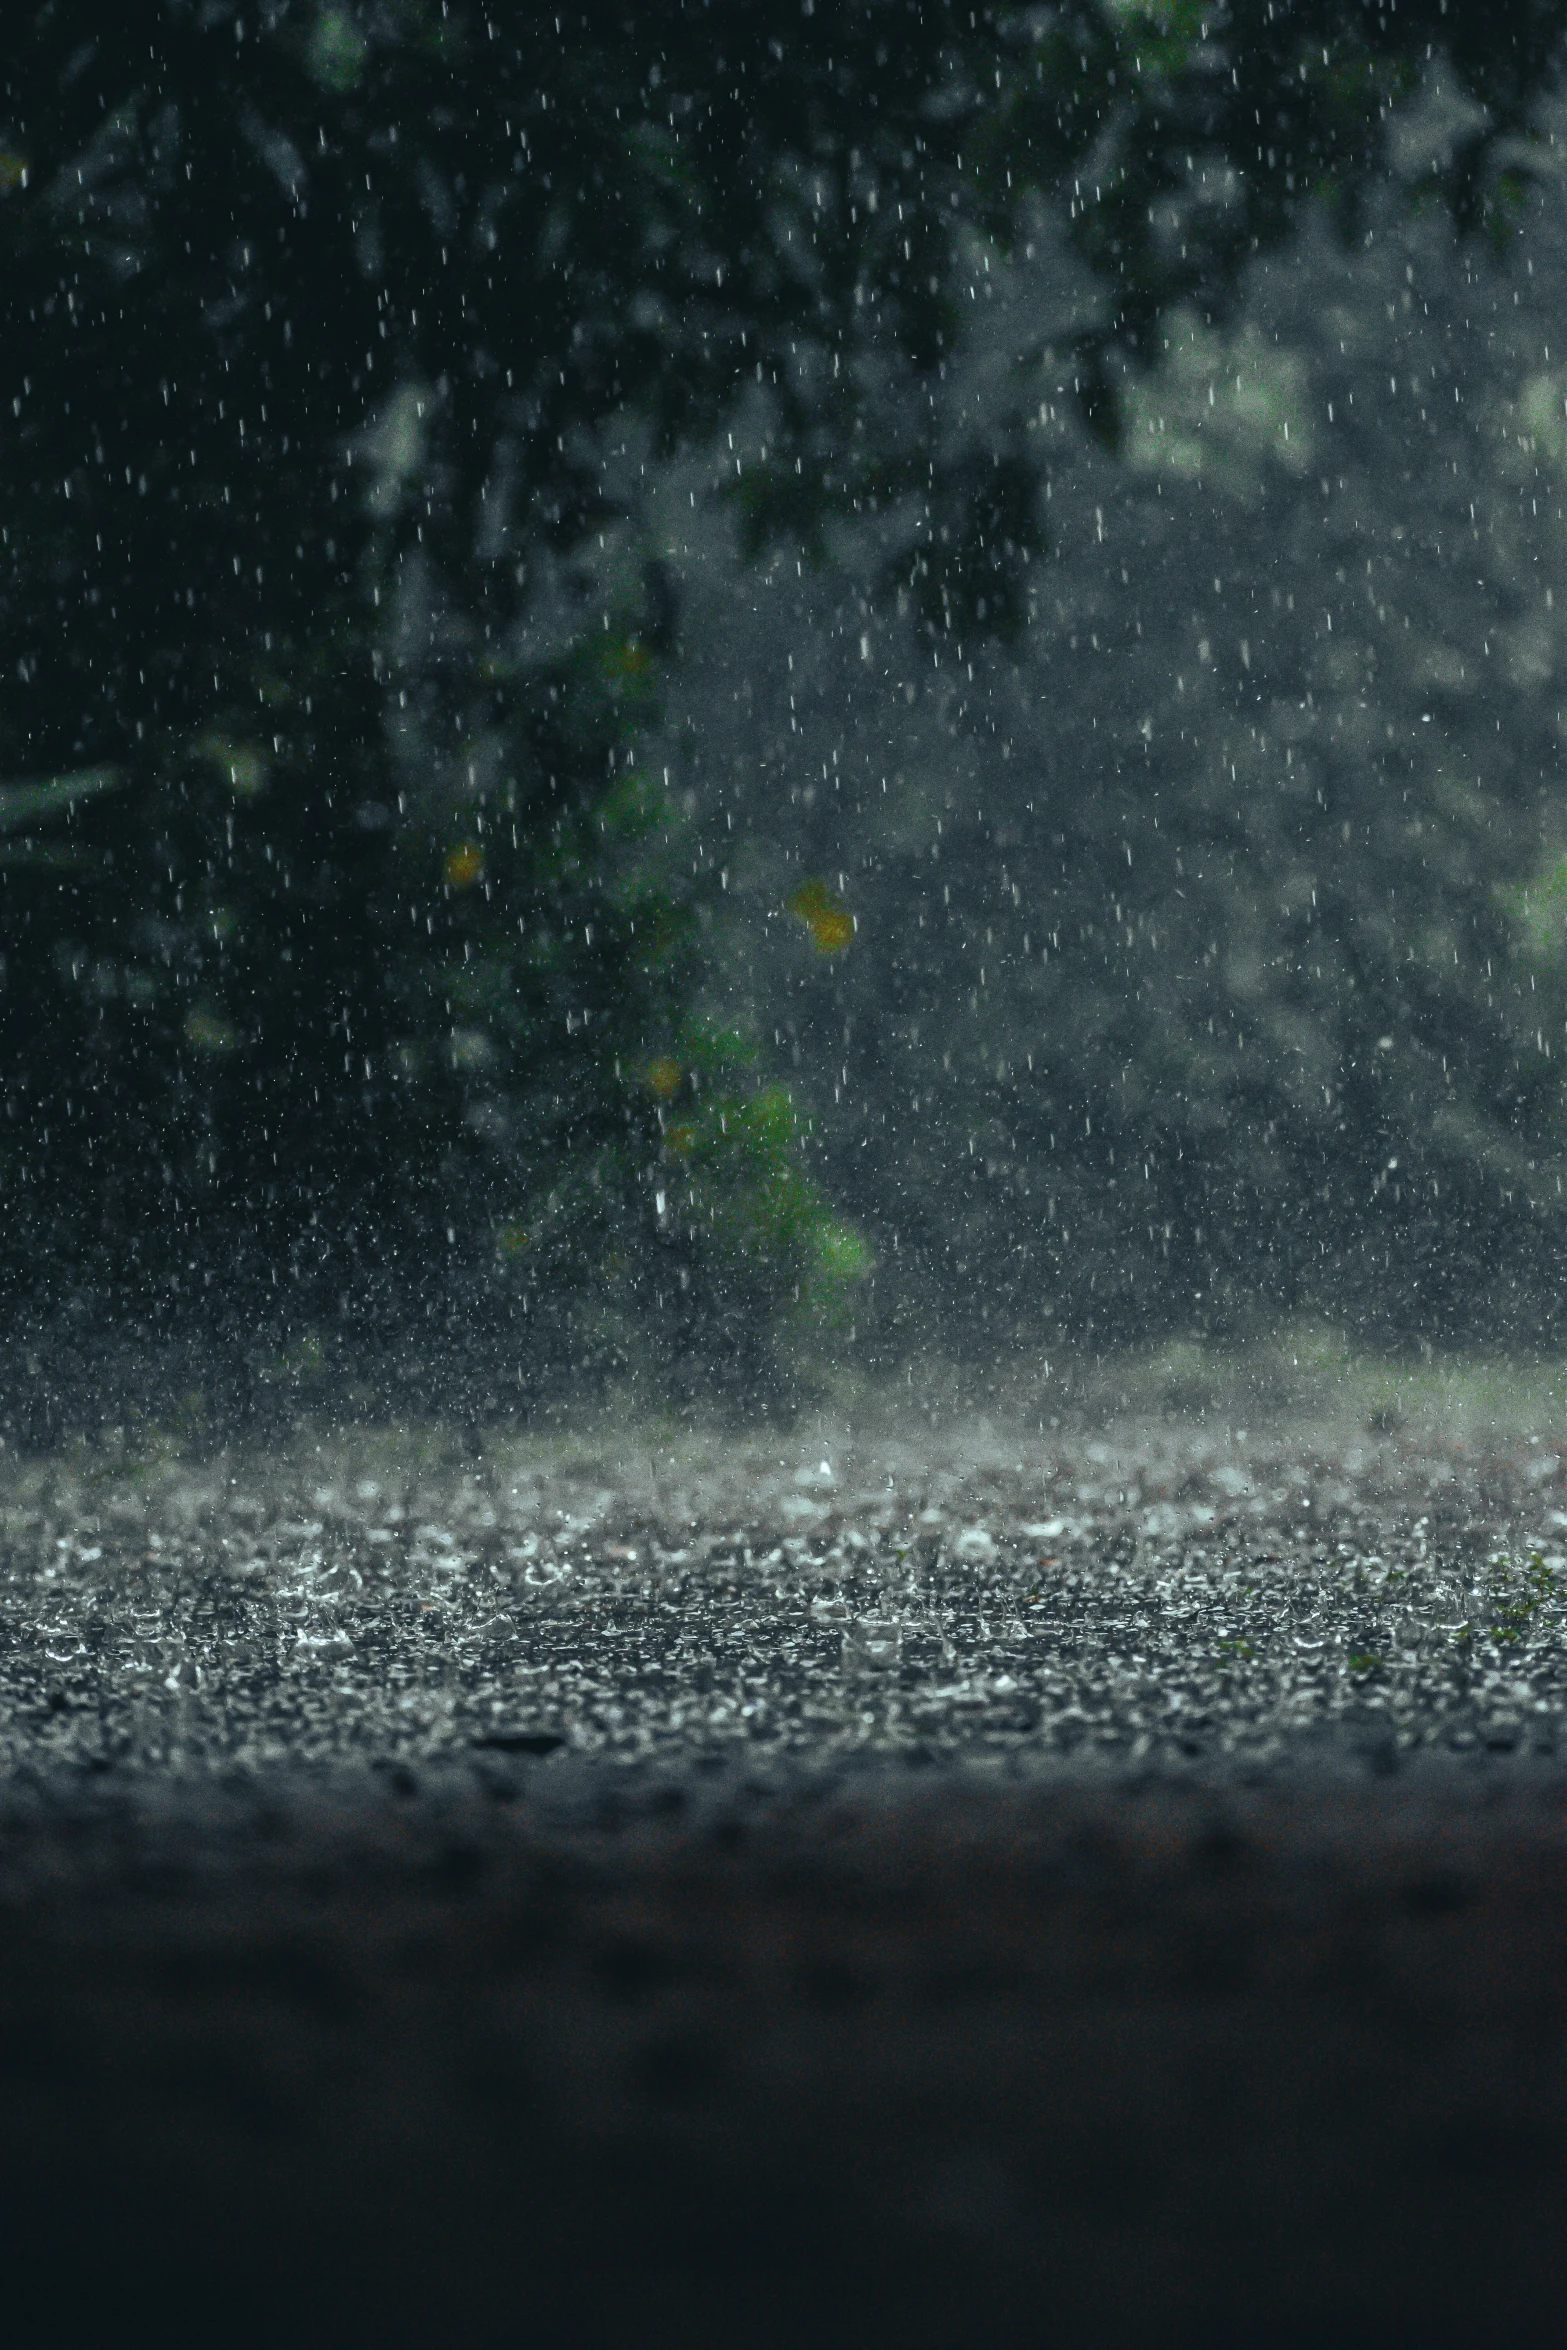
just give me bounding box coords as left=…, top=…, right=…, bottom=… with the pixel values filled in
left=7, top=1411, right=1567, bottom=1772
left=5, top=1405, right=1567, bottom=2344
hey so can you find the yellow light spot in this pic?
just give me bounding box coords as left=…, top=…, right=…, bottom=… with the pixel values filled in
left=645, top=1056, right=682, bottom=1100
left=444, top=841, right=484, bottom=889
left=788, top=877, right=856, bottom=953
left=663, top=1122, right=695, bottom=1158
left=0, top=153, right=28, bottom=192
left=497, top=1220, right=530, bottom=1258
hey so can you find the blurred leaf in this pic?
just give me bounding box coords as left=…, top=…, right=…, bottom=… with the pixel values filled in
left=1503, top=857, right=1567, bottom=963
left=0, top=767, right=123, bottom=833
left=184, top=1006, right=239, bottom=1054
left=195, top=737, right=268, bottom=796
left=788, top=878, right=856, bottom=953
left=305, top=7, right=367, bottom=94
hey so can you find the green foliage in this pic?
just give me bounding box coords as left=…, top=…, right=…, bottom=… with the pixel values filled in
left=645, top=1032, right=867, bottom=1364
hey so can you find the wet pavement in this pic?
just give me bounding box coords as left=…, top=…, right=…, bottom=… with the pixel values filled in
left=5, top=1411, right=1567, bottom=1777
left=7, top=1404, right=1567, bottom=2345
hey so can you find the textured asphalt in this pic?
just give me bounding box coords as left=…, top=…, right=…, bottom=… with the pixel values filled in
left=5, top=1406, right=1567, bottom=2343
left=7, top=1410, right=1567, bottom=1773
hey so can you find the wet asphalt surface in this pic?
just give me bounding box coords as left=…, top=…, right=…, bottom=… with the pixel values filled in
left=8, top=1413, right=1567, bottom=1773
left=7, top=1408, right=1567, bottom=2344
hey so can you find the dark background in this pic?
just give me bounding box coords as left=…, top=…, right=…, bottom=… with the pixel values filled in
left=7, top=0, right=1567, bottom=1435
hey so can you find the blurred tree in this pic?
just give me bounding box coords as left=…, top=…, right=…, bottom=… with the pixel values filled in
left=2, top=1, right=1564, bottom=1423
left=672, top=169, right=1567, bottom=1360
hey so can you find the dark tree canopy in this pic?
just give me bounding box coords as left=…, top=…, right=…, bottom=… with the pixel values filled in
left=3, top=0, right=1565, bottom=1426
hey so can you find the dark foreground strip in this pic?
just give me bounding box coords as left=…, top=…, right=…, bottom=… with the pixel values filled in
left=2, top=1748, right=1566, bottom=2348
